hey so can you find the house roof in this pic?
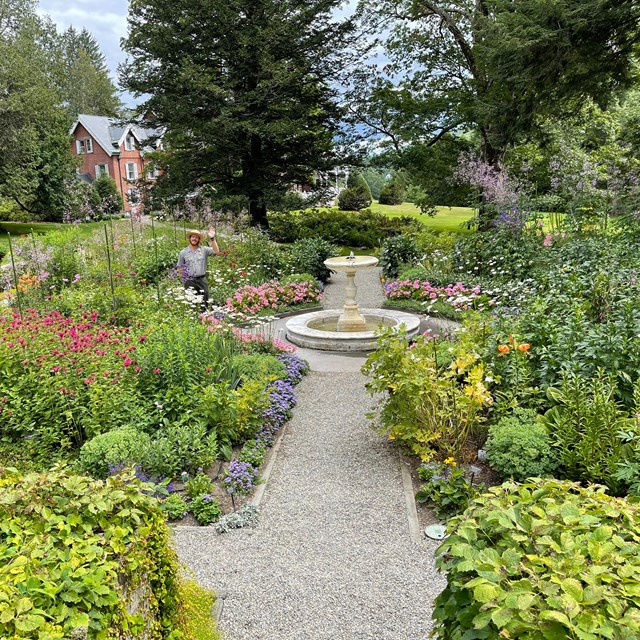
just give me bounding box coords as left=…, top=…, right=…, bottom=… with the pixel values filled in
left=70, top=114, right=162, bottom=157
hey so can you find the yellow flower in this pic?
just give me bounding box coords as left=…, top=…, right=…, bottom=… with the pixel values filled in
left=444, top=457, right=457, bottom=466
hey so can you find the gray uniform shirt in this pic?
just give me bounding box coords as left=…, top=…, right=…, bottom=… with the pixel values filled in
left=177, top=246, right=215, bottom=278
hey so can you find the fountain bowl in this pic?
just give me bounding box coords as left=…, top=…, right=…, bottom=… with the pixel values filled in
left=285, top=308, right=420, bottom=351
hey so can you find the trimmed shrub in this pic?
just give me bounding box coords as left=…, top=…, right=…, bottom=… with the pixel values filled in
left=378, top=180, right=406, bottom=205
left=338, top=186, right=371, bottom=211
left=485, top=409, right=557, bottom=481
left=77, top=426, right=152, bottom=478
left=433, top=479, right=640, bottom=639
left=93, top=175, right=124, bottom=214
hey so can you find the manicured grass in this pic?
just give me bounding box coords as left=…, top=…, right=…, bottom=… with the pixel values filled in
left=0, top=221, right=114, bottom=253
left=369, top=202, right=475, bottom=234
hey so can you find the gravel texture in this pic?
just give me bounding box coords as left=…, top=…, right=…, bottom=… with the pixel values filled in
left=173, top=263, right=446, bottom=639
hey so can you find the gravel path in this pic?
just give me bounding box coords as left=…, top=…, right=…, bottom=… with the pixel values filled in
left=173, top=264, right=446, bottom=639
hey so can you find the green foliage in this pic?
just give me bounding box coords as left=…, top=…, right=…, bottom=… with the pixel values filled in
left=232, top=353, right=287, bottom=386
left=184, top=471, right=216, bottom=499
left=77, top=426, right=151, bottom=478
left=160, top=494, right=190, bottom=521
left=337, top=186, right=372, bottom=211
left=540, top=371, right=635, bottom=494
left=93, top=175, right=124, bottom=215
left=378, top=234, right=421, bottom=278
left=145, top=422, right=218, bottom=478
left=433, top=479, right=640, bottom=640
left=363, top=329, right=492, bottom=460
left=190, top=494, right=222, bottom=525
left=239, top=438, right=267, bottom=468
left=416, top=461, right=480, bottom=521
left=267, top=208, right=421, bottom=247
left=485, top=409, right=556, bottom=482
left=378, top=179, right=406, bottom=205
left=121, top=0, right=358, bottom=226
left=289, top=237, right=337, bottom=282
left=0, top=466, right=182, bottom=639
left=132, top=236, right=181, bottom=285
left=176, top=579, right=223, bottom=640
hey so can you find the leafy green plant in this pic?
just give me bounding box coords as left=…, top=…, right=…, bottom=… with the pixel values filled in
left=160, top=493, right=190, bottom=521
left=378, top=179, right=406, bottom=205
left=144, top=422, right=218, bottom=478
left=77, top=426, right=152, bottom=478
left=485, top=409, right=557, bottom=481
left=433, top=479, right=640, bottom=639
left=540, top=370, right=634, bottom=494
left=290, top=237, right=337, bottom=282
left=184, top=471, right=215, bottom=499
left=337, top=186, right=371, bottom=211
left=378, top=234, right=421, bottom=278
left=416, top=459, right=480, bottom=520
left=190, top=494, right=222, bottom=525
left=363, top=328, right=492, bottom=460
left=0, top=467, right=182, bottom=639
left=232, top=353, right=287, bottom=385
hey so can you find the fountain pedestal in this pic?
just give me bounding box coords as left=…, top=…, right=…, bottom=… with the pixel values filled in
left=285, top=254, right=420, bottom=351
left=325, top=255, right=378, bottom=332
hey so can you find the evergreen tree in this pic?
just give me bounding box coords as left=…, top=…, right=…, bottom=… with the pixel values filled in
left=121, top=0, right=360, bottom=227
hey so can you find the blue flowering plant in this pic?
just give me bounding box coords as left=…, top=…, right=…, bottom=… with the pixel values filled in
left=224, top=460, right=259, bottom=495
left=275, top=352, right=309, bottom=385
left=190, top=493, right=222, bottom=525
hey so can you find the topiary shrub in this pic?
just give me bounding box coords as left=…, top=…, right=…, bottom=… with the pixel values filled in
left=485, top=409, right=557, bottom=481
left=432, top=479, right=640, bottom=639
left=378, top=234, right=421, bottom=278
left=231, top=353, right=287, bottom=385
left=0, top=467, right=183, bottom=639
left=378, top=179, right=406, bottom=205
left=338, top=186, right=372, bottom=211
left=77, top=426, right=152, bottom=478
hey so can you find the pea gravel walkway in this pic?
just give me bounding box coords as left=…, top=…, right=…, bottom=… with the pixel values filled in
left=174, top=267, right=446, bottom=639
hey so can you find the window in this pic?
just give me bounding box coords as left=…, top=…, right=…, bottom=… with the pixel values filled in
left=75, top=138, right=93, bottom=154
left=146, top=165, right=159, bottom=179
left=127, top=188, right=140, bottom=205
left=126, top=163, right=138, bottom=181
left=125, top=134, right=136, bottom=151
left=95, top=164, right=109, bottom=178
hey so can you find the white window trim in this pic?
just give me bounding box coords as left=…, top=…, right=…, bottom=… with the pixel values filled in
left=75, top=138, right=93, bottom=154
left=126, top=162, right=138, bottom=181
left=95, top=164, right=109, bottom=178
left=125, top=135, right=136, bottom=151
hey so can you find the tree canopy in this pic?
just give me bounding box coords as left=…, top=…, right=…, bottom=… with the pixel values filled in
left=121, top=0, right=360, bottom=227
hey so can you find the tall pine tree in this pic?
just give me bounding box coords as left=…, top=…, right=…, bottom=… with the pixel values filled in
left=121, top=0, right=359, bottom=227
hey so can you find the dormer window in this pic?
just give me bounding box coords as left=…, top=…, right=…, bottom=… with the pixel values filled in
left=125, top=134, right=136, bottom=151
left=76, top=138, right=93, bottom=154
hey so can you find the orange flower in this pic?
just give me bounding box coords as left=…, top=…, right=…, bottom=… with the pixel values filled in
left=518, top=343, right=531, bottom=352
left=497, top=345, right=510, bottom=354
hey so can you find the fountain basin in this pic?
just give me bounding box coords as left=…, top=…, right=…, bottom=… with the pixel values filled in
left=285, top=308, right=420, bottom=351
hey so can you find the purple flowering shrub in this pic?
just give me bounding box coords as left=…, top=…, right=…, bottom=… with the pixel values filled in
left=258, top=379, right=297, bottom=443
left=224, top=460, right=259, bottom=495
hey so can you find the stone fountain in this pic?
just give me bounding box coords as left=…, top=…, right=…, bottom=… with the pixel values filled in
left=285, top=253, right=420, bottom=351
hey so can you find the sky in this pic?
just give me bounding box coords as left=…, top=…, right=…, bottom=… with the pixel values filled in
left=38, top=0, right=360, bottom=107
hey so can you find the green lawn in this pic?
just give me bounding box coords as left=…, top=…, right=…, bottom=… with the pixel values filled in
left=369, top=202, right=475, bottom=234
left=0, top=221, right=108, bottom=254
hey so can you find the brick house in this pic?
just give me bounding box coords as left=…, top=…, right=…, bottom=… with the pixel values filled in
left=69, top=114, right=163, bottom=212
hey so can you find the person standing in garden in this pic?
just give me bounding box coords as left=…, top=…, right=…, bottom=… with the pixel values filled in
left=177, top=227, right=219, bottom=307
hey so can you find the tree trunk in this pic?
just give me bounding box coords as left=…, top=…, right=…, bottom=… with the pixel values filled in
left=249, top=198, right=268, bottom=228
